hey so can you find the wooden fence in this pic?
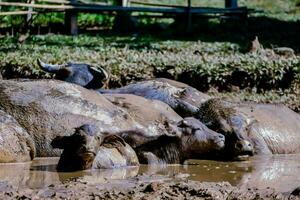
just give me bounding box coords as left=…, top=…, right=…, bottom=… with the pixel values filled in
left=0, top=0, right=254, bottom=35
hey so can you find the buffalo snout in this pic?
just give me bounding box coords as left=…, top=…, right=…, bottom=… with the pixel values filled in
left=234, top=139, right=254, bottom=156
left=179, top=117, right=225, bottom=157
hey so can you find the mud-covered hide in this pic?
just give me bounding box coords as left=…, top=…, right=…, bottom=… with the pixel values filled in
left=0, top=79, right=142, bottom=157
left=0, top=110, right=36, bottom=162
left=239, top=103, right=300, bottom=154
left=93, top=135, right=139, bottom=169
left=127, top=117, right=225, bottom=165
left=104, top=93, right=183, bottom=147
left=100, top=78, right=211, bottom=117
left=198, top=99, right=300, bottom=155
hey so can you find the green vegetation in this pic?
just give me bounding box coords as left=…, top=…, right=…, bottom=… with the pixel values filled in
left=0, top=35, right=299, bottom=90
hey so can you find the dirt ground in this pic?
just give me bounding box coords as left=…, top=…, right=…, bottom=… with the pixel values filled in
left=0, top=174, right=299, bottom=200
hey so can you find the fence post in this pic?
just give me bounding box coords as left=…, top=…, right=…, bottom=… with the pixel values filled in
left=114, top=0, right=123, bottom=6
left=122, top=0, right=128, bottom=7
left=114, top=0, right=129, bottom=6
left=113, top=0, right=137, bottom=32
left=187, top=0, right=192, bottom=31
left=225, top=0, right=238, bottom=8
left=65, top=0, right=78, bottom=35
left=27, top=0, right=34, bottom=22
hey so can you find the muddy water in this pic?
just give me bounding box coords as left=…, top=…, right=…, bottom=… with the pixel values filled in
left=0, top=155, right=299, bottom=192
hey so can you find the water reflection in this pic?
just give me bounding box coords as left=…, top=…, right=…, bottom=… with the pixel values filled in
left=0, top=155, right=299, bottom=192
left=238, top=154, right=300, bottom=192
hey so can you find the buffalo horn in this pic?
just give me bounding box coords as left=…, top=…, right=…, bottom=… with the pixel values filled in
left=37, top=59, right=67, bottom=73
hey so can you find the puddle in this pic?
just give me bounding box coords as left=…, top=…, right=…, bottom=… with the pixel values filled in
left=0, top=155, right=300, bottom=192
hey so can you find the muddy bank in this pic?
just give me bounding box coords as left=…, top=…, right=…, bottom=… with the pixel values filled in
left=0, top=174, right=298, bottom=200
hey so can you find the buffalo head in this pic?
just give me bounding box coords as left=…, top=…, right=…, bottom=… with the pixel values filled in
left=38, top=59, right=109, bottom=89
left=51, top=124, right=102, bottom=171
left=197, top=99, right=254, bottom=159
left=52, top=124, right=139, bottom=171
left=178, top=117, right=225, bottom=158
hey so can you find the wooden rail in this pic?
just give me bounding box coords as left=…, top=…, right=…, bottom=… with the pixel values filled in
left=0, top=2, right=251, bottom=13
left=130, top=1, right=184, bottom=8
left=0, top=10, right=37, bottom=16
left=0, top=2, right=70, bottom=9
left=77, top=0, right=107, bottom=6
left=36, top=0, right=70, bottom=4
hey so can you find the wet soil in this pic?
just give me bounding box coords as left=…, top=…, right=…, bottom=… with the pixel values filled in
left=0, top=155, right=300, bottom=199
left=1, top=176, right=297, bottom=200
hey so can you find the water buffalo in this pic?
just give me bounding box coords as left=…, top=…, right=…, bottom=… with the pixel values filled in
left=124, top=117, right=225, bottom=164
left=103, top=93, right=183, bottom=147
left=100, top=78, right=211, bottom=117
left=51, top=124, right=139, bottom=171
left=37, top=61, right=211, bottom=115
left=104, top=94, right=228, bottom=162
left=197, top=99, right=300, bottom=156
left=53, top=119, right=225, bottom=170
left=99, top=80, right=254, bottom=158
left=0, top=110, right=35, bottom=162
left=0, top=79, right=144, bottom=157
left=36, top=65, right=211, bottom=116
left=37, top=59, right=109, bottom=89
left=0, top=79, right=198, bottom=159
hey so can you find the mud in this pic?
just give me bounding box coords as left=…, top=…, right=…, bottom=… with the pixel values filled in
left=0, top=155, right=300, bottom=199
left=0, top=174, right=298, bottom=200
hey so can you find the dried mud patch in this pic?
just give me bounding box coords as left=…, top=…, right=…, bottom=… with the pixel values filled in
left=0, top=174, right=299, bottom=200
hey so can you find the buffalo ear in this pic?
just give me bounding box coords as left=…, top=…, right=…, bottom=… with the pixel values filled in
left=90, top=66, right=109, bottom=80
left=51, top=136, right=70, bottom=149
left=101, top=134, right=126, bottom=149
left=55, top=68, right=72, bottom=80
